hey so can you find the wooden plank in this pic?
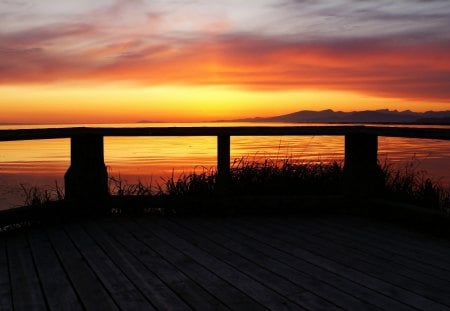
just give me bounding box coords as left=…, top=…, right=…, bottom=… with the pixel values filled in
left=28, top=229, right=82, bottom=311
left=327, top=217, right=450, bottom=262
left=82, top=221, right=191, bottom=311
left=135, top=218, right=305, bottom=310
left=116, top=219, right=265, bottom=311
left=330, top=217, right=450, bottom=260
left=7, top=233, right=47, bottom=311
left=317, top=218, right=450, bottom=276
left=101, top=220, right=228, bottom=310
left=358, top=218, right=450, bottom=253
left=1, top=125, right=450, bottom=141
left=46, top=226, right=119, bottom=311
left=64, top=223, right=155, bottom=310
left=202, top=217, right=413, bottom=311
left=265, top=218, right=450, bottom=308
left=0, top=126, right=347, bottom=141
left=0, top=238, right=12, bottom=311
left=179, top=218, right=401, bottom=311
left=237, top=218, right=449, bottom=311
left=304, top=218, right=450, bottom=283
left=284, top=218, right=450, bottom=289
left=168, top=218, right=359, bottom=311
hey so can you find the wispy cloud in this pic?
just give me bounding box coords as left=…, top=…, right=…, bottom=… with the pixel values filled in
left=0, top=23, right=96, bottom=47
left=0, top=0, right=449, bottom=102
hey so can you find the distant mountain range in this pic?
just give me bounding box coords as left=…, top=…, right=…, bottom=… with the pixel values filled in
left=225, top=109, right=450, bottom=124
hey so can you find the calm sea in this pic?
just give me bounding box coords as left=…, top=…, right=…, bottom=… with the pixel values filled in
left=1, top=122, right=450, bottom=210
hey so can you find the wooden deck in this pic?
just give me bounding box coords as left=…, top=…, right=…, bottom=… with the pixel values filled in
left=1, top=215, right=450, bottom=310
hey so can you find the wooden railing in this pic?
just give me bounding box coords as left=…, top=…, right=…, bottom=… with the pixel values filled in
left=1, top=126, right=450, bottom=204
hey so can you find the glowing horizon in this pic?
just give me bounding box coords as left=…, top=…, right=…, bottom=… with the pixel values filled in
left=1, top=0, right=450, bottom=123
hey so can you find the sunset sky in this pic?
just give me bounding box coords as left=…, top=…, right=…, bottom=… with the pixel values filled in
left=1, top=0, right=450, bottom=123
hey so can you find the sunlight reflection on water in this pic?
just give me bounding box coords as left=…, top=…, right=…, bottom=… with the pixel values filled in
left=1, top=123, right=450, bottom=209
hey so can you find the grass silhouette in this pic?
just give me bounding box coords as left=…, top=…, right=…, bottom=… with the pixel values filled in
left=3, top=157, right=448, bottom=227
left=105, top=157, right=449, bottom=215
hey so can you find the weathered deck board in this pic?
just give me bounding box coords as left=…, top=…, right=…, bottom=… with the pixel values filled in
left=237, top=219, right=449, bottom=311
left=159, top=219, right=337, bottom=310
left=46, top=227, right=119, bottom=311
left=0, top=238, right=12, bottom=311
left=176, top=218, right=389, bottom=310
left=318, top=218, right=450, bottom=271
left=135, top=218, right=303, bottom=310
left=282, top=218, right=450, bottom=290
left=102, top=220, right=228, bottom=310
left=205, top=218, right=414, bottom=311
left=1, top=215, right=450, bottom=311
left=82, top=222, right=191, bottom=311
left=161, top=219, right=342, bottom=311
left=302, top=218, right=450, bottom=283
left=64, top=224, right=155, bottom=310
left=263, top=218, right=450, bottom=308
left=7, top=234, right=47, bottom=311
left=331, top=216, right=450, bottom=255
left=316, top=218, right=450, bottom=279
left=27, top=230, right=83, bottom=311
left=119, top=220, right=266, bottom=311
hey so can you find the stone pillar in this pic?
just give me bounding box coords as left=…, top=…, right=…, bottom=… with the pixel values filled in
left=64, top=135, right=108, bottom=204
left=344, top=133, right=382, bottom=196
left=217, top=134, right=231, bottom=193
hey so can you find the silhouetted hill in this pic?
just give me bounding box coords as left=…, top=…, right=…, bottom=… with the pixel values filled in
left=226, top=109, right=450, bottom=124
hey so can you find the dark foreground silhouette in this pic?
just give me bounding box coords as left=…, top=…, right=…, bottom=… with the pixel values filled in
left=2, top=215, right=450, bottom=310
left=1, top=160, right=449, bottom=237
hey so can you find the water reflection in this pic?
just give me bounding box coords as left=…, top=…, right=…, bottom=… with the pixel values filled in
left=1, top=123, right=450, bottom=209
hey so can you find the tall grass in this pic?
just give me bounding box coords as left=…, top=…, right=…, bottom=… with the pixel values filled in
left=17, top=157, right=450, bottom=216
left=153, top=157, right=450, bottom=215
left=109, top=176, right=153, bottom=196
left=19, top=181, right=64, bottom=207
left=163, top=167, right=217, bottom=197
left=382, top=161, right=450, bottom=215
left=228, top=158, right=343, bottom=195
left=139, top=158, right=343, bottom=197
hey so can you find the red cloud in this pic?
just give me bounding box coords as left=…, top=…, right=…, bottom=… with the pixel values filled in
left=1, top=29, right=450, bottom=102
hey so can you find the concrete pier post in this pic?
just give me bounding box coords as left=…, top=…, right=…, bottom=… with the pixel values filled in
left=64, top=134, right=109, bottom=204
left=344, top=133, right=382, bottom=196
left=217, top=134, right=231, bottom=193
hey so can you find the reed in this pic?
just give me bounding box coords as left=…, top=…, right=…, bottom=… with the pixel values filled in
left=15, top=157, right=450, bottom=216
left=228, top=157, right=342, bottom=195
left=381, top=160, right=450, bottom=215
left=19, top=181, right=64, bottom=208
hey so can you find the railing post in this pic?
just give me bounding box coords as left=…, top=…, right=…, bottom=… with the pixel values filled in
left=344, top=133, right=383, bottom=196
left=217, top=134, right=231, bottom=193
left=64, top=134, right=109, bottom=205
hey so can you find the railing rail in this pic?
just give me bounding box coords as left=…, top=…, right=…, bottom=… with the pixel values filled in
left=1, top=125, right=450, bottom=205
left=1, top=126, right=450, bottom=141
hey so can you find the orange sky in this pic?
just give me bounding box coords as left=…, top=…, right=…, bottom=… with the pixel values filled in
left=1, top=0, right=450, bottom=123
